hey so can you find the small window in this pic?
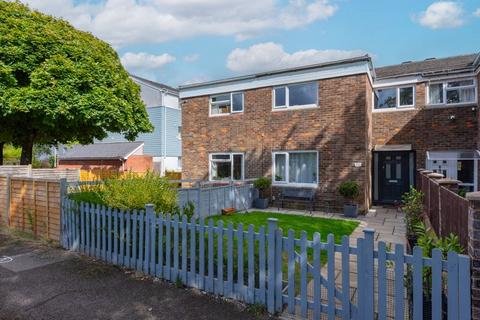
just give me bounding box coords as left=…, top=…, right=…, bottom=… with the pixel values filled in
left=374, top=86, right=415, bottom=110
left=428, top=78, right=477, bottom=106
left=272, top=151, right=318, bottom=186
left=209, top=153, right=244, bottom=181
left=273, top=82, right=318, bottom=109
left=210, top=92, right=244, bottom=116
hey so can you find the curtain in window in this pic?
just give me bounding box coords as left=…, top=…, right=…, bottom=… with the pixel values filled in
left=429, top=84, right=443, bottom=104
left=289, top=152, right=317, bottom=184
left=274, top=154, right=286, bottom=181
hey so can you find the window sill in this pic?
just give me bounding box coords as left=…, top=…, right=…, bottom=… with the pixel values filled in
left=209, top=112, right=244, bottom=117
left=272, top=183, right=318, bottom=188
left=272, top=105, right=318, bottom=112
left=373, top=107, right=415, bottom=113
left=425, top=102, right=478, bottom=109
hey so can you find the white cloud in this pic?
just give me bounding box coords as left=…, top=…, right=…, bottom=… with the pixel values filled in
left=226, top=42, right=368, bottom=74
left=416, top=1, right=465, bottom=29
left=120, top=52, right=176, bottom=70
left=22, top=0, right=338, bottom=47
left=183, top=54, right=199, bottom=62
left=474, top=8, right=480, bottom=17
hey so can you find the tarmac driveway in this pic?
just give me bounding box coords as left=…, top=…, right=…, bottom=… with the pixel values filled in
left=0, top=230, right=268, bottom=320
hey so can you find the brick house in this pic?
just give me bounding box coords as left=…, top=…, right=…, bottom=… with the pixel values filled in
left=179, top=53, right=480, bottom=212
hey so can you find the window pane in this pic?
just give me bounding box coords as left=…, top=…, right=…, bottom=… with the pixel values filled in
left=231, top=93, right=243, bottom=112
left=429, top=83, right=443, bottom=104
left=233, top=154, right=243, bottom=180
left=211, top=161, right=231, bottom=180
left=274, top=87, right=286, bottom=107
left=399, top=87, right=413, bottom=106
left=274, top=154, right=286, bottom=182
left=288, top=152, right=317, bottom=184
left=447, top=80, right=474, bottom=87
left=211, top=94, right=230, bottom=102
left=211, top=102, right=230, bottom=114
left=375, top=88, right=397, bottom=109
left=458, top=160, right=474, bottom=184
left=212, top=154, right=230, bottom=160
left=288, top=82, right=317, bottom=107
left=446, top=88, right=475, bottom=104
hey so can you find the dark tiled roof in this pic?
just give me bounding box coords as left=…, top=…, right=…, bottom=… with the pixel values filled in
left=130, top=74, right=178, bottom=93
left=58, top=142, right=144, bottom=160
left=375, top=53, right=480, bottom=79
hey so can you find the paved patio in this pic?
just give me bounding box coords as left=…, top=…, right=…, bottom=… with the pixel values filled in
left=263, top=206, right=407, bottom=320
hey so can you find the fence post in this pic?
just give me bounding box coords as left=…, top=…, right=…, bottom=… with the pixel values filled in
left=363, top=229, right=375, bottom=319
left=5, top=175, right=11, bottom=226
left=467, top=192, right=480, bottom=320
left=267, top=218, right=278, bottom=314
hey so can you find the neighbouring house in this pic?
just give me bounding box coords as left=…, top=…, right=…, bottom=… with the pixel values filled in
left=57, top=141, right=152, bottom=173
left=100, top=74, right=182, bottom=175
left=179, top=53, right=480, bottom=212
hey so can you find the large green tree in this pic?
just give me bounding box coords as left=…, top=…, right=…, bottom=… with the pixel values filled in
left=0, top=1, right=153, bottom=164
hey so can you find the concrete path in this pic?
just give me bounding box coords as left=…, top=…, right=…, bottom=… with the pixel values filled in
left=264, top=207, right=407, bottom=320
left=0, top=230, right=269, bottom=320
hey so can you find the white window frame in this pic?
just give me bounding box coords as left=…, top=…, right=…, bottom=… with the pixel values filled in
left=426, top=78, right=478, bottom=107
left=272, top=150, right=319, bottom=188
left=209, top=152, right=244, bottom=181
left=177, top=126, right=182, bottom=140
left=209, top=92, right=244, bottom=117
left=373, top=85, right=415, bottom=111
left=426, top=158, right=478, bottom=192
left=272, top=81, right=318, bottom=110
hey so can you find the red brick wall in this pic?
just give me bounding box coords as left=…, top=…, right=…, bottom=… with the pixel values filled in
left=372, top=82, right=478, bottom=170
left=182, top=74, right=373, bottom=212
left=125, top=155, right=153, bottom=173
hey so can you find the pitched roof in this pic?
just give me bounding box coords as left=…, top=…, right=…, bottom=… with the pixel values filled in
left=375, top=53, right=480, bottom=79
left=130, top=74, right=178, bottom=94
left=58, top=142, right=144, bottom=160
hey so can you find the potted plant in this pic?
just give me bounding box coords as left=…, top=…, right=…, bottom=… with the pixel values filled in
left=338, top=181, right=360, bottom=217
left=253, top=177, right=272, bottom=209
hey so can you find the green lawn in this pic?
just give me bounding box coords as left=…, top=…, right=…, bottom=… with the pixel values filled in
left=208, top=211, right=359, bottom=244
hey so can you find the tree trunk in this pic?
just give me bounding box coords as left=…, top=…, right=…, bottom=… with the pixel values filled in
left=20, top=138, right=34, bottom=165
left=0, top=142, right=4, bottom=165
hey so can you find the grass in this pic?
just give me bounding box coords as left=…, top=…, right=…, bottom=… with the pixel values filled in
left=209, top=211, right=359, bottom=244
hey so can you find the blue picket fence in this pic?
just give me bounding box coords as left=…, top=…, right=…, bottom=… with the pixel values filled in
left=61, top=199, right=471, bottom=319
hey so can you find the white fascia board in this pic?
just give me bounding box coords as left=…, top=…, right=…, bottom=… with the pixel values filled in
left=180, top=61, right=371, bottom=98
left=373, top=76, right=422, bottom=88
left=123, top=143, right=145, bottom=160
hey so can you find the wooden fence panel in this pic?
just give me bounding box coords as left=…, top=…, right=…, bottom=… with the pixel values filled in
left=440, top=187, right=469, bottom=248
left=0, top=176, right=63, bottom=241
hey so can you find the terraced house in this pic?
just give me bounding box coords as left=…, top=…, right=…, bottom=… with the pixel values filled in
left=179, top=53, right=480, bottom=212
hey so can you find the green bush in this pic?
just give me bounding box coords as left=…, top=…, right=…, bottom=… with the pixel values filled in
left=101, top=172, right=177, bottom=213
left=402, top=187, right=424, bottom=236
left=337, top=181, right=360, bottom=203
left=253, top=176, right=271, bottom=199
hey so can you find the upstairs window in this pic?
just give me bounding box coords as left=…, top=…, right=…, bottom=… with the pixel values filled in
left=273, top=82, right=318, bottom=109
left=210, top=92, right=244, bottom=116
left=374, top=86, right=415, bottom=110
left=428, top=78, right=477, bottom=106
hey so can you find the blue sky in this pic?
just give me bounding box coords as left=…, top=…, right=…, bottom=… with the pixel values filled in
left=24, top=0, right=480, bottom=86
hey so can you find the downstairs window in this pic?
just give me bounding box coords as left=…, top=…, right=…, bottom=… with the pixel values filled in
left=272, top=151, right=318, bottom=186
left=209, top=153, right=244, bottom=181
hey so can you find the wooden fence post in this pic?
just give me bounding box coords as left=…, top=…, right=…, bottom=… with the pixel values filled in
left=363, top=229, right=375, bottom=319
left=467, top=192, right=480, bottom=320
left=267, top=218, right=278, bottom=314
left=5, top=175, right=11, bottom=226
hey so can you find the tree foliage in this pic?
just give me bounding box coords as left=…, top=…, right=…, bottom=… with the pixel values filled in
left=0, top=1, right=153, bottom=164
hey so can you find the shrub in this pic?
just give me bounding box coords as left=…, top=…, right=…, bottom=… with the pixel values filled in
left=402, top=187, right=424, bottom=236
left=253, top=177, right=271, bottom=198
left=337, top=181, right=360, bottom=203
left=101, top=172, right=178, bottom=213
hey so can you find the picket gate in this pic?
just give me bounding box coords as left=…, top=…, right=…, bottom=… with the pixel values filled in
left=61, top=199, right=471, bottom=319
